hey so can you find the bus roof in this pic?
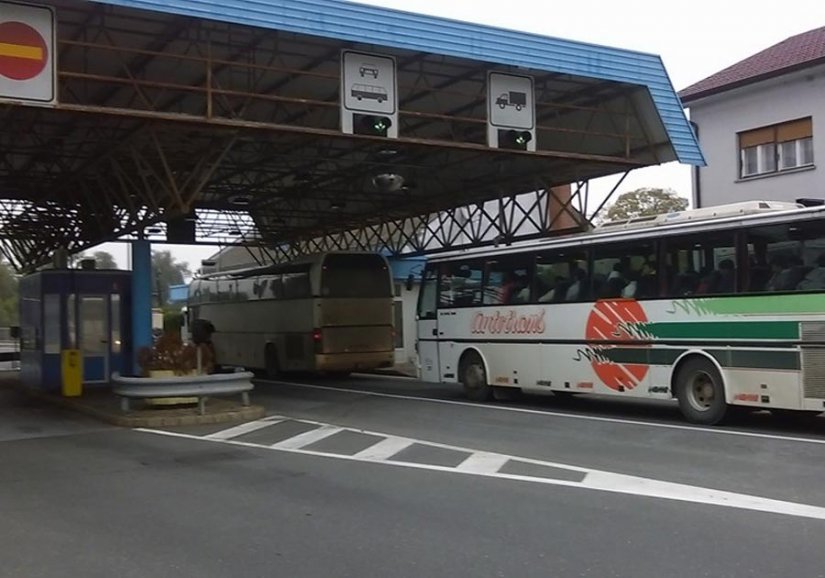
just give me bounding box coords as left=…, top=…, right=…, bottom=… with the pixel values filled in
left=426, top=200, right=825, bottom=262
left=195, top=250, right=386, bottom=280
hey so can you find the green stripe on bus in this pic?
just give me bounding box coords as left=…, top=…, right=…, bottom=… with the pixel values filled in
left=598, top=348, right=683, bottom=366
left=640, top=321, right=799, bottom=340
left=706, top=349, right=800, bottom=371
left=596, top=347, right=799, bottom=371
left=688, top=293, right=825, bottom=316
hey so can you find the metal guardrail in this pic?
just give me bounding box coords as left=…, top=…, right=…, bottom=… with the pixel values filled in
left=0, top=338, right=20, bottom=367
left=111, top=371, right=255, bottom=414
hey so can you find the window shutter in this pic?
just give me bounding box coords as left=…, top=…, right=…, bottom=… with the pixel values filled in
left=776, top=117, right=812, bottom=142
left=739, top=126, right=775, bottom=148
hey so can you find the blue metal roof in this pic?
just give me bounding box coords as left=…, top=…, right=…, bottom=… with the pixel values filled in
left=90, top=0, right=704, bottom=166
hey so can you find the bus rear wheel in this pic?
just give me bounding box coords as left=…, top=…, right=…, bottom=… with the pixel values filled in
left=675, top=357, right=727, bottom=425
left=460, top=351, right=492, bottom=402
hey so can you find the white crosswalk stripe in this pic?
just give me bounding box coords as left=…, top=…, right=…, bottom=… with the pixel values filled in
left=352, top=436, right=413, bottom=461
left=455, top=452, right=510, bottom=474
left=205, top=417, right=284, bottom=440
left=270, top=424, right=343, bottom=449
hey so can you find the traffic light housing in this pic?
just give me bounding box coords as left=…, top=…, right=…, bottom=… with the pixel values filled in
left=354, top=114, right=393, bottom=137
left=498, top=129, right=533, bottom=151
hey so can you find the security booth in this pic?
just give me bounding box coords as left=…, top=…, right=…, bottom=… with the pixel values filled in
left=19, top=269, right=132, bottom=391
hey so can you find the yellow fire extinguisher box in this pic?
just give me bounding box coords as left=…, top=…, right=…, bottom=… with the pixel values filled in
left=61, top=349, right=83, bottom=397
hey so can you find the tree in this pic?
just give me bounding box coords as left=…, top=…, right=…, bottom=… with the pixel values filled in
left=152, top=250, right=191, bottom=308
left=0, top=260, right=19, bottom=327
left=92, top=251, right=118, bottom=269
left=600, top=188, right=688, bottom=223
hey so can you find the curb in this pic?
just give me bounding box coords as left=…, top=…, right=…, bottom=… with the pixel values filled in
left=10, top=382, right=266, bottom=428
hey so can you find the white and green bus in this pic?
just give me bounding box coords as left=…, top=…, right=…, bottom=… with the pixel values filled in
left=416, top=200, right=825, bottom=424
left=189, top=252, right=395, bottom=377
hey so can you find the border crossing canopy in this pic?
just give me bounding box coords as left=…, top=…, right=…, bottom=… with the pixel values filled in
left=0, top=0, right=702, bottom=270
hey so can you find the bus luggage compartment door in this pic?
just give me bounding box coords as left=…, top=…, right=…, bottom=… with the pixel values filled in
left=417, top=314, right=440, bottom=382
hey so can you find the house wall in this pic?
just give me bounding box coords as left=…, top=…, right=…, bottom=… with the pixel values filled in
left=689, top=64, right=825, bottom=207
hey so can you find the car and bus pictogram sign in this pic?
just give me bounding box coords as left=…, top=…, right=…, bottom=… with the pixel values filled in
left=0, top=2, right=56, bottom=105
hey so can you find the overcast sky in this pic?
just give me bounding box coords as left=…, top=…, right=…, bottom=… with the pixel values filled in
left=95, top=0, right=825, bottom=271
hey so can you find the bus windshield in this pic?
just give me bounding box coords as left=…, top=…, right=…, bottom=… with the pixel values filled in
left=321, top=254, right=392, bottom=298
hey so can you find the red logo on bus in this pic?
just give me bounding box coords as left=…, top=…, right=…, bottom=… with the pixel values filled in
left=584, top=300, right=649, bottom=391
left=471, top=309, right=545, bottom=335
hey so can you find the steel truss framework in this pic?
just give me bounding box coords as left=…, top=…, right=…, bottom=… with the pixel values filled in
left=0, top=1, right=674, bottom=271
left=219, top=179, right=626, bottom=267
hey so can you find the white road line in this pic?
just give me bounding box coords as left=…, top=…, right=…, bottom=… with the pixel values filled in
left=262, top=379, right=825, bottom=446
left=351, top=436, right=413, bottom=460
left=270, top=425, right=343, bottom=450
left=137, top=428, right=825, bottom=521
left=455, top=452, right=510, bottom=474
left=205, top=417, right=284, bottom=440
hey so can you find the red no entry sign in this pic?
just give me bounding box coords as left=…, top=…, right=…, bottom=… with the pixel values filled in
left=0, top=20, right=48, bottom=81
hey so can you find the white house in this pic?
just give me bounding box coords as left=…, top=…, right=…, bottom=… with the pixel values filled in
left=679, top=26, right=825, bottom=208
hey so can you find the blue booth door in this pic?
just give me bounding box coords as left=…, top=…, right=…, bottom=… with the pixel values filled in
left=80, top=295, right=109, bottom=383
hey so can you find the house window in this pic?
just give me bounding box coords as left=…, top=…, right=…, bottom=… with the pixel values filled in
left=738, top=117, right=813, bottom=178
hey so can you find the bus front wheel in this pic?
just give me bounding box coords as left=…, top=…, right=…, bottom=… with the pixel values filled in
left=460, top=351, right=492, bottom=402
left=675, top=357, right=727, bottom=425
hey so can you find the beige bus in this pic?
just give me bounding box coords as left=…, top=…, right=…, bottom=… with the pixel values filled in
left=188, top=252, right=394, bottom=377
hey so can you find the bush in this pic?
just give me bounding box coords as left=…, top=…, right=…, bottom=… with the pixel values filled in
left=137, top=331, right=214, bottom=376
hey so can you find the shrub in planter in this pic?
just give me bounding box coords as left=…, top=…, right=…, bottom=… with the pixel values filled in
left=137, top=331, right=215, bottom=377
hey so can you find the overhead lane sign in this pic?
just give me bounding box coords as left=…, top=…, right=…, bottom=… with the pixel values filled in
left=0, top=1, right=56, bottom=106
left=487, top=72, right=536, bottom=151
left=340, top=49, right=398, bottom=138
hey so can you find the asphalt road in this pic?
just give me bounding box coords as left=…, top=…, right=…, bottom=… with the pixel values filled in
left=3, top=377, right=825, bottom=577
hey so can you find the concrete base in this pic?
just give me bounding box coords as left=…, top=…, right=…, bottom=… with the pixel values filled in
left=6, top=374, right=265, bottom=428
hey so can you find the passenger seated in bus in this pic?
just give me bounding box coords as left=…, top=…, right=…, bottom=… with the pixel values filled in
left=538, top=275, right=566, bottom=303
left=498, top=271, right=521, bottom=304
left=695, top=265, right=719, bottom=294
left=796, top=254, right=825, bottom=291
left=785, top=256, right=809, bottom=289
left=695, top=260, right=735, bottom=294
left=601, top=263, right=627, bottom=298
left=671, top=266, right=699, bottom=296
left=620, top=271, right=638, bottom=298
left=635, top=259, right=658, bottom=298
left=566, top=268, right=588, bottom=301
left=715, top=259, right=736, bottom=293
left=764, top=256, right=793, bottom=291
left=512, top=274, right=530, bottom=303
left=747, top=256, right=770, bottom=292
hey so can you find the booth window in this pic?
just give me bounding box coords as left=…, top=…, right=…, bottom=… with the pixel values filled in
left=111, top=294, right=122, bottom=354
left=67, top=294, right=76, bottom=349
left=44, top=294, right=61, bottom=354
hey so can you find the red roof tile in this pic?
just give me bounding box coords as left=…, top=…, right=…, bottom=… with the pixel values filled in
left=679, top=25, right=825, bottom=103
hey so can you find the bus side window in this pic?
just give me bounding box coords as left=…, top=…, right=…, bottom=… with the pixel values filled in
left=663, top=233, right=736, bottom=296
left=440, top=262, right=482, bottom=307
left=747, top=220, right=825, bottom=293
left=534, top=251, right=587, bottom=303
left=592, top=242, right=658, bottom=299
left=484, top=259, right=530, bottom=305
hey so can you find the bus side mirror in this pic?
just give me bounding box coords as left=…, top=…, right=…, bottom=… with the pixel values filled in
left=9, top=326, right=19, bottom=339
left=405, top=273, right=415, bottom=291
